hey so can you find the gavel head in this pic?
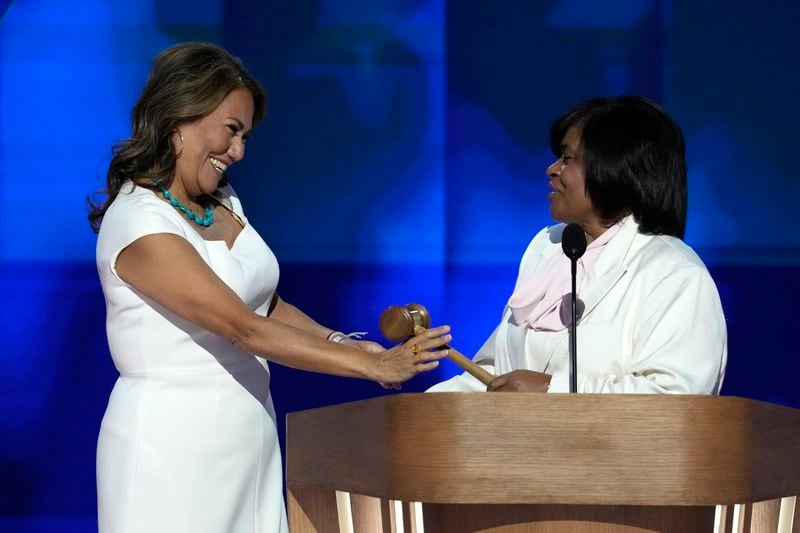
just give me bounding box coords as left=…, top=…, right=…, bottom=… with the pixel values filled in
left=379, top=303, right=431, bottom=341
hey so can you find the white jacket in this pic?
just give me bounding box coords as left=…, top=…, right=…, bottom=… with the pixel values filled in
left=429, top=216, right=727, bottom=394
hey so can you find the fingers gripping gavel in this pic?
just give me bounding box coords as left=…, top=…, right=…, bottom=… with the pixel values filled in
left=379, top=304, right=495, bottom=386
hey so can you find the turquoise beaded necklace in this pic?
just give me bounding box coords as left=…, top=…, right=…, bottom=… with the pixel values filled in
left=154, top=180, right=214, bottom=227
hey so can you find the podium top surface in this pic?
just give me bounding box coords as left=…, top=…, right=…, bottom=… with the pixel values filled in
left=286, top=393, right=800, bottom=505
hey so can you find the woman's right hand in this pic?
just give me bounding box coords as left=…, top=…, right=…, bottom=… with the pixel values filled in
left=372, top=325, right=451, bottom=385
left=487, top=369, right=551, bottom=393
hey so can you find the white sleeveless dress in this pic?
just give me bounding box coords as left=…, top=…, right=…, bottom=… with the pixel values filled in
left=95, top=182, right=288, bottom=533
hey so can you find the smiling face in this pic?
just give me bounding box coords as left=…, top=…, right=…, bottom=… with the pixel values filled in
left=546, top=126, right=605, bottom=240
left=172, top=87, right=254, bottom=199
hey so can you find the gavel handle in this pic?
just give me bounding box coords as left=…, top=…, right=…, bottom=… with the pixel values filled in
left=413, top=325, right=495, bottom=386
left=442, top=344, right=495, bottom=386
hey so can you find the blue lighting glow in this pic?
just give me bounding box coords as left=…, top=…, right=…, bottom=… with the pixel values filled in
left=2, top=0, right=798, bottom=530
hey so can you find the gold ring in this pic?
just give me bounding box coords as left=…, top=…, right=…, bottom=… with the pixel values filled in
left=411, top=344, right=420, bottom=355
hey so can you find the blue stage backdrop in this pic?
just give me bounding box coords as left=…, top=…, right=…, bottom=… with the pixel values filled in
left=2, top=0, right=799, bottom=530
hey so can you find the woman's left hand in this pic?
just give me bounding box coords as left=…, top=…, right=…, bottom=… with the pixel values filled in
left=487, top=370, right=552, bottom=393
left=343, top=339, right=400, bottom=389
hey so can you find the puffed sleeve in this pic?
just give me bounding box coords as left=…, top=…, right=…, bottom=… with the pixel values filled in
left=547, top=265, right=727, bottom=394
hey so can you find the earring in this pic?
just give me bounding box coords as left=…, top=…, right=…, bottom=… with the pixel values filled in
left=174, top=130, right=184, bottom=159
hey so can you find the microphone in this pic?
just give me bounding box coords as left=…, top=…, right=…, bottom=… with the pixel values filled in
left=562, top=223, right=587, bottom=260
left=562, top=223, right=587, bottom=393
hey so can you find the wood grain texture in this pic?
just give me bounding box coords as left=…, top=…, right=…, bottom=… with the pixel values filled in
left=421, top=503, right=715, bottom=532
left=748, top=498, right=781, bottom=532
left=287, top=484, right=339, bottom=533
left=379, top=306, right=416, bottom=341
left=286, top=394, right=800, bottom=506
left=349, top=493, right=389, bottom=532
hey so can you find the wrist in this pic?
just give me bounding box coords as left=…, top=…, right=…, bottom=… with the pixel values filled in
left=326, top=330, right=350, bottom=344
left=326, top=330, right=368, bottom=345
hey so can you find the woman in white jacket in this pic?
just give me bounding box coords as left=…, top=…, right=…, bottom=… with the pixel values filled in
left=430, top=95, right=727, bottom=394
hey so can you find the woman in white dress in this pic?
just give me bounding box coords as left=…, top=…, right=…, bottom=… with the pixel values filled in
left=89, top=42, right=451, bottom=533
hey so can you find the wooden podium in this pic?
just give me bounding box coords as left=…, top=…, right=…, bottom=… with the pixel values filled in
left=286, top=393, right=800, bottom=532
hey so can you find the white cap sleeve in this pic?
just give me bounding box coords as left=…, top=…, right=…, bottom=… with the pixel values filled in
left=96, top=189, right=187, bottom=284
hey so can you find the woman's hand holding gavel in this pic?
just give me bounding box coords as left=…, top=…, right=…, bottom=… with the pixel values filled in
left=372, top=326, right=452, bottom=386
left=379, top=304, right=496, bottom=386
left=487, top=369, right=551, bottom=392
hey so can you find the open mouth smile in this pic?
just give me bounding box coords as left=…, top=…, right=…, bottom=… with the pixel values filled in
left=209, top=156, right=228, bottom=174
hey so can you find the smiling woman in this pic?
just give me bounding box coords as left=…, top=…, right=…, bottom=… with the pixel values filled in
left=545, top=125, right=603, bottom=242
left=88, top=43, right=266, bottom=234
left=171, top=88, right=252, bottom=197
left=155, top=87, right=255, bottom=243
left=429, top=95, right=727, bottom=396
left=87, top=42, right=451, bottom=533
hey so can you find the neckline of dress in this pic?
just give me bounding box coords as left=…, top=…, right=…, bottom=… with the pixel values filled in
left=138, top=184, right=249, bottom=252
left=205, top=224, right=250, bottom=252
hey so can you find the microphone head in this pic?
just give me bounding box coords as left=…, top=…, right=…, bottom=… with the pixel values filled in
left=562, top=223, right=587, bottom=260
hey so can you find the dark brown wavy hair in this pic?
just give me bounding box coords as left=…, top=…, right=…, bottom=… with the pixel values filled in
left=87, top=42, right=267, bottom=232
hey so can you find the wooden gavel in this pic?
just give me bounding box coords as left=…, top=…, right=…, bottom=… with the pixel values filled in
left=379, top=303, right=495, bottom=386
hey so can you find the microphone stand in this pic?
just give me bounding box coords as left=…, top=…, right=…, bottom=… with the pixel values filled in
left=562, top=223, right=587, bottom=394
left=569, top=255, right=578, bottom=393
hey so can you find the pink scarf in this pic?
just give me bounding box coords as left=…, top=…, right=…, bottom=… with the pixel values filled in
left=508, top=223, right=621, bottom=331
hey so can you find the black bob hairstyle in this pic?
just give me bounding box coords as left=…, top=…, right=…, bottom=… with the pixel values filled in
left=549, top=95, right=687, bottom=239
